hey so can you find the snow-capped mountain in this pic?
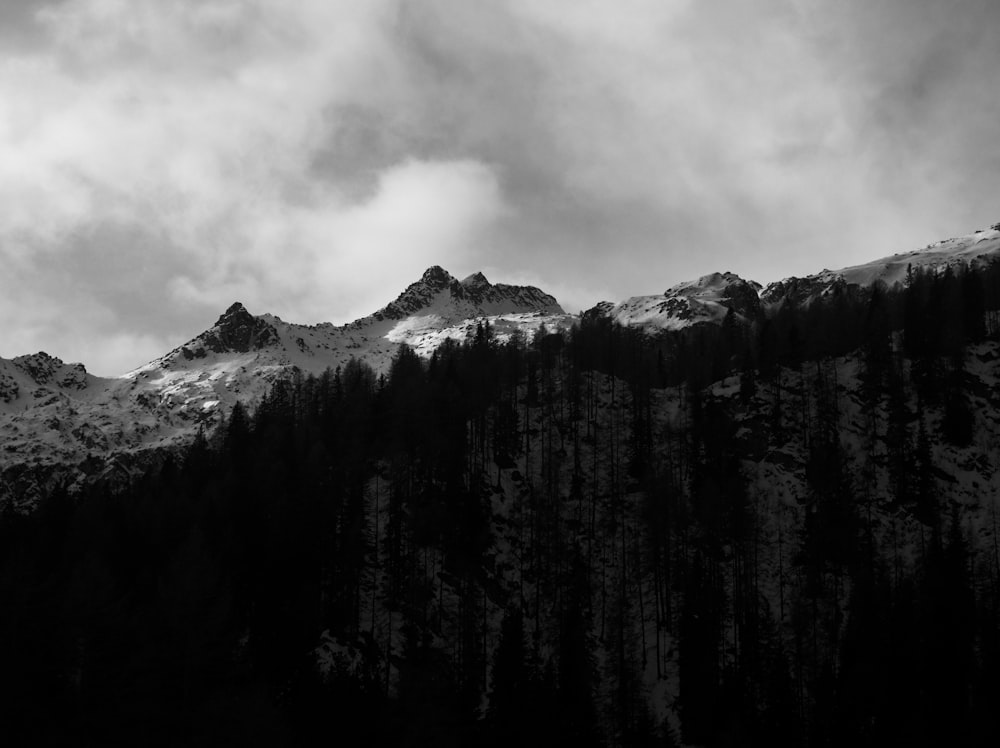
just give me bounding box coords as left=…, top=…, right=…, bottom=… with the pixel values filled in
left=761, top=226, right=1000, bottom=307
left=4, top=227, right=1000, bottom=504
left=0, top=267, right=572, bottom=500
left=374, top=265, right=564, bottom=320
left=587, top=271, right=763, bottom=331
left=124, top=265, right=571, bottom=428
left=0, top=352, right=92, bottom=404
left=6, top=226, right=1000, bottom=744
left=588, top=227, right=1000, bottom=331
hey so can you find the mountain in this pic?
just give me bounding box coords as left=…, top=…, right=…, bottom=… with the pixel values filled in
left=0, top=267, right=571, bottom=504
left=6, top=247, right=1000, bottom=744
left=5, top=226, right=1000, bottom=745
left=586, top=271, right=763, bottom=331
left=373, top=265, right=564, bottom=320
left=125, top=265, right=570, bottom=429
left=147, top=265, right=566, bottom=373
left=3, top=228, right=1000, bottom=506
left=585, top=226, right=1000, bottom=329
left=761, top=226, right=1000, bottom=307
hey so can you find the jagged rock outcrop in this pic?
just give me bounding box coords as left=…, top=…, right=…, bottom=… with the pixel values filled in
left=601, top=271, right=762, bottom=332
left=5, top=228, right=1000, bottom=511
left=11, top=352, right=89, bottom=390
left=374, top=266, right=563, bottom=321
left=177, top=302, right=279, bottom=359
left=760, top=271, right=848, bottom=308
left=0, top=267, right=572, bottom=500
left=711, top=272, right=763, bottom=319
left=376, top=266, right=457, bottom=320
left=762, top=227, right=1000, bottom=308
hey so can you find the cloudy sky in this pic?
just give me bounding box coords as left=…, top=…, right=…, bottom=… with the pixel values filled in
left=2, top=0, right=999, bottom=375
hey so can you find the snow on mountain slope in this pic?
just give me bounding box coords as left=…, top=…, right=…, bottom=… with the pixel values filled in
left=588, top=271, right=763, bottom=332
left=594, top=228, right=1000, bottom=334
left=0, top=353, right=123, bottom=453
left=4, top=226, right=999, bottom=503
left=762, top=227, right=1000, bottom=306
left=0, top=267, right=572, bottom=495
left=587, top=228, right=1000, bottom=335
left=124, top=266, right=572, bottom=416
left=0, top=352, right=95, bottom=410
left=374, top=266, right=564, bottom=320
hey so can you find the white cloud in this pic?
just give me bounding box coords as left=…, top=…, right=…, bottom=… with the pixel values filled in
left=167, top=157, right=508, bottom=324
left=318, top=158, right=507, bottom=304
left=0, top=0, right=510, bottom=373
left=2, top=0, right=999, bottom=375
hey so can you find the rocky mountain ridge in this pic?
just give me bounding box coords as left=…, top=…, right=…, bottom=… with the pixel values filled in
left=760, top=226, right=1000, bottom=307
left=373, top=265, right=563, bottom=321
left=0, top=267, right=573, bottom=503
left=3, top=227, right=999, bottom=505
left=589, top=270, right=764, bottom=331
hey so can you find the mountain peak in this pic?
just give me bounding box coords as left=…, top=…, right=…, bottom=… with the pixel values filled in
left=169, top=301, right=278, bottom=360
left=211, top=301, right=254, bottom=329
left=374, top=267, right=564, bottom=321
left=461, top=271, right=491, bottom=289
left=10, top=351, right=88, bottom=390
left=420, top=266, right=456, bottom=288
left=223, top=301, right=248, bottom=316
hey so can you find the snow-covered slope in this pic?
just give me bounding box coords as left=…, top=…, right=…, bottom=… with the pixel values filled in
left=4, top=227, right=999, bottom=502
left=0, top=267, right=573, bottom=495
left=588, top=271, right=763, bottom=332
left=0, top=353, right=122, bottom=454
left=586, top=229, right=1000, bottom=336
left=123, top=265, right=572, bottom=422
left=762, top=227, right=1000, bottom=307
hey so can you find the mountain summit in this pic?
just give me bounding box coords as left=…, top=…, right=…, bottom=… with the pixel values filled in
left=762, top=226, right=1000, bottom=308
left=0, top=266, right=573, bottom=497
left=374, top=266, right=564, bottom=321
left=589, top=270, right=763, bottom=331
left=3, top=227, right=1000, bottom=505
left=178, top=302, right=279, bottom=359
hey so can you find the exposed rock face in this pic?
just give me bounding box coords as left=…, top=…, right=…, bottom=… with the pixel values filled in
left=459, top=271, right=490, bottom=293
left=760, top=227, right=1000, bottom=309
left=582, top=301, right=616, bottom=323
left=0, top=266, right=573, bottom=507
left=4, top=228, right=1000, bottom=513
left=760, top=272, right=848, bottom=308
left=180, top=302, right=279, bottom=358
left=713, top=273, right=764, bottom=319
left=455, top=270, right=562, bottom=312
left=0, top=372, right=18, bottom=403
left=376, top=266, right=458, bottom=320
left=375, top=266, right=564, bottom=320
left=480, top=282, right=562, bottom=312
left=599, top=271, right=763, bottom=332
left=11, top=352, right=89, bottom=390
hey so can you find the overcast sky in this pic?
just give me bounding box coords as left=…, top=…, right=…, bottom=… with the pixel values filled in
left=2, top=0, right=999, bottom=375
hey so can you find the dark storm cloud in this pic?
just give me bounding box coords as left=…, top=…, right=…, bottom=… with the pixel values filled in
left=2, top=0, right=999, bottom=374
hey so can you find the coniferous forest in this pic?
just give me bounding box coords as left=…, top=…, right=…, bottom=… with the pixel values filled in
left=3, top=260, right=1000, bottom=746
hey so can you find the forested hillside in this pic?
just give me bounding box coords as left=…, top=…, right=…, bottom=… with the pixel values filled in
left=3, top=260, right=1000, bottom=746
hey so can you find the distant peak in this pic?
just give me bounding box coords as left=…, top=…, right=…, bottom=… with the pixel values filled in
left=214, top=302, right=253, bottom=327
left=461, top=271, right=491, bottom=288
left=373, top=266, right=563, bottom=320
left=11, top=351, right=87, bottom=388
left=181, top=301, right=278, bottom=356
left=420, top=266, right=455, bottom=287
left=677, top=271, right=749, bottom=293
